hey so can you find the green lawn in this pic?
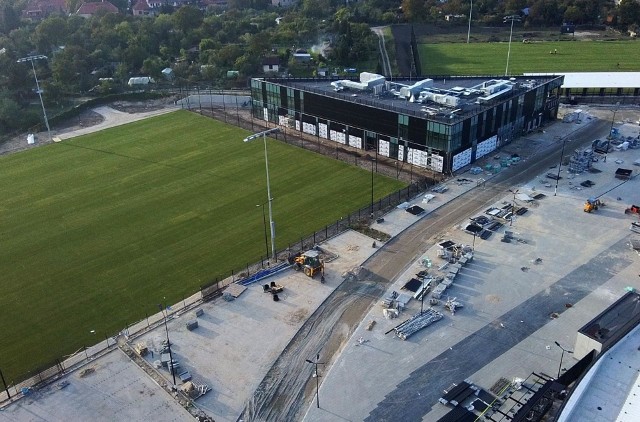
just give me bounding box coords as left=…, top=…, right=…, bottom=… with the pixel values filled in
left=0, top=110, right=405, bottom=380
left=419, top=40, right=640, bottom=75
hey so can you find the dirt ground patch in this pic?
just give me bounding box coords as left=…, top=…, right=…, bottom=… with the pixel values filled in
left=0, top=97, right=179, bottom=157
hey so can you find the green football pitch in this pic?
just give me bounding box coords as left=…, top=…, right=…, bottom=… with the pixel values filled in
left=0, top=110, right=406, bottom=380
left=419, top=40, right=640, bottom=75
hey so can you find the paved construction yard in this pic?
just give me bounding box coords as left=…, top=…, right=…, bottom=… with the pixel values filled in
left=1, top=107, right=639, bottom=422
left=304, top=118, right=640, bottom=421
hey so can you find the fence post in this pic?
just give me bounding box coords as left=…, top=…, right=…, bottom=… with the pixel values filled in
left=183, top=294, right=186, bottom=309
left=105, top=334, right=110, bottom=348
left=325, top=225, right=328, bottom=238
left=313, top=231, right=316, bottom=245
left=0, top=368, right=10, bottom=399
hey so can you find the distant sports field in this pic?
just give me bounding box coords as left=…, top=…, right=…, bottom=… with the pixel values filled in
left=419, top=40, right=640, bottom=75
left=0, top=110, right=405, bottom=380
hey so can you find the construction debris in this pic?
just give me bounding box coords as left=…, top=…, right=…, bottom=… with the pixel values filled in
left=568, top=148, right=594, bottom=174
left=134, top=342, right=148, bottom=356
left=393, top=308, right=443, bottom=340
left=444, top=297, right=464, bottom=315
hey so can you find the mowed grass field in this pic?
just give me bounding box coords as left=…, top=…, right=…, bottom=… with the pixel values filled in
left=0, top=110, right=406, bottom=380
left=419, top=40, right=640, bottom=75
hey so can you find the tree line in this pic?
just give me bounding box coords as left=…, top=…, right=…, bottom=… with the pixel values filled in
left=0, top=0, right=638, bottom=133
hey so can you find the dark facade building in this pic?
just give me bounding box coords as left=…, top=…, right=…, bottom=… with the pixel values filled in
left=250, top=73, right=564, bottom=173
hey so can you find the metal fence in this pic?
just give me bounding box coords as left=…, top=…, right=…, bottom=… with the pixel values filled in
left=0, top=95, right=432, bottom=405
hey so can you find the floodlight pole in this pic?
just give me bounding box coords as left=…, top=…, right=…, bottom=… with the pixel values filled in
left=554, top=341, right=573, bottom=379
left=17, top=55, right=51, bottom=141
left=257, top=202, right=269, bottom=260
left=244, top=127, right=280, bottom=261
left=504, top=16, right=520, bottom=76
left=158, top=304, right=177, bottom=389
left=467, top=0, right=473, bottom=44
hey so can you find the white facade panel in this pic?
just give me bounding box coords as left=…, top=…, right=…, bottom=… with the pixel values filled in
left=318, top=123, right=328, bottom=139
left=379, top=140, right=390, bottom=157
left=452, top=147, right=472, bottom=172
left=476, top=135, right=498, bottom=160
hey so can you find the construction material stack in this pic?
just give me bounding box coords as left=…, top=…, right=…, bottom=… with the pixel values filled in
left=568, top=148, right=594, bottom=174
left=393, top=308, right=443, bottom=340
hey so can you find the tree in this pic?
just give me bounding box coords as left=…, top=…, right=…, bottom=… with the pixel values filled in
left=33, top=16, right=69, bottom=53
left=172, top=5, right=203, bottom=34
left=141, top=56, right=163, bottom=78
left=0, top=1, right=19, bottom=35
left=401, top=0, right=428, bottom=22
left=0, top=89, right=21, bottom=131
left=618, top=0, right=640, bottom=27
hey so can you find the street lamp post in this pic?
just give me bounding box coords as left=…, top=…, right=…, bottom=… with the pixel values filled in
left=158, top=304, right=177, bottom=389
left=305, top=353, right=324, bottom=408
left=554, top=138, right=568, bottom=196
left=504, top=15, right=521, bottom=76
left=554, top=341, right=573, bottom=379
left=606, top=102, right=621, bottom=163
left=509, top=189, right=519, bottom=226
left=257, top=202, right=269, bottom=261
left=609, top=102, right=621, bottom=138
left=467, top=0, right=473, bottom=44
left=244, top=127, right=280, bottom=261
left=17, top=55, right=51, bottom=141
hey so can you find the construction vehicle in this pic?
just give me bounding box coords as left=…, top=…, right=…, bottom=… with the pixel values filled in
left=584, top=197, right=605, bottom=213
left=293, top=250, right=325, bottom=282
left=625, top=205, right=640, bottom=215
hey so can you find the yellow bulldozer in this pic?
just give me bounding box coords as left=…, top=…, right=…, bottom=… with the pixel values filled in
left=584, top=197, right=605, bottom=213
left=293, top=250, right=325, bottom=282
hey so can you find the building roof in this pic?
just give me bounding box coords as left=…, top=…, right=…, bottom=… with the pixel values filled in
left=76, top=1, right=118, bottom=15
left=261, top=74, right=562, bottom=124
left=132, top=0, right=151, bottom=11
left=524, top=72, right=640, bottom=89
left=263, top=56, right=280, bottom=66
left=22, top=0, right=67, bottom=17
left=577, top=291, right=640, bottom=343
left=558, top=321, right=640, bottom=422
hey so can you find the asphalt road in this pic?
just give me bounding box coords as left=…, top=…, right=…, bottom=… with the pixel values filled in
left=238, top=119, right=609, bottom=421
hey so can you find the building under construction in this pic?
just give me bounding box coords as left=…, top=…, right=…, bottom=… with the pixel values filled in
left=250, top=73, right=564, bottom=174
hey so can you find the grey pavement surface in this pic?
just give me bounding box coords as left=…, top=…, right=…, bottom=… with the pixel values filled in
left=56, top=106, right=178, bottom=140
left=0, top=351, right=192, bottom=421
left=303, top=112, right=640, bottom=421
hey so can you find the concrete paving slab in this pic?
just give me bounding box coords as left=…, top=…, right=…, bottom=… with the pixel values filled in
left=302, top=113, right=640, bottom=422
left=132, top=230, right=377, bottom=422
left=0, top=350, right=191, bottom=422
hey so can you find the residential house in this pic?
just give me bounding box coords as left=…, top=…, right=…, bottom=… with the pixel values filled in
left=262, top=57, right=280, bottom=74
left=22, top=0, right=67, bottom=20
left=271, top=0, right=297, bottom=6
left=76, top=1, right=119, bottom=17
